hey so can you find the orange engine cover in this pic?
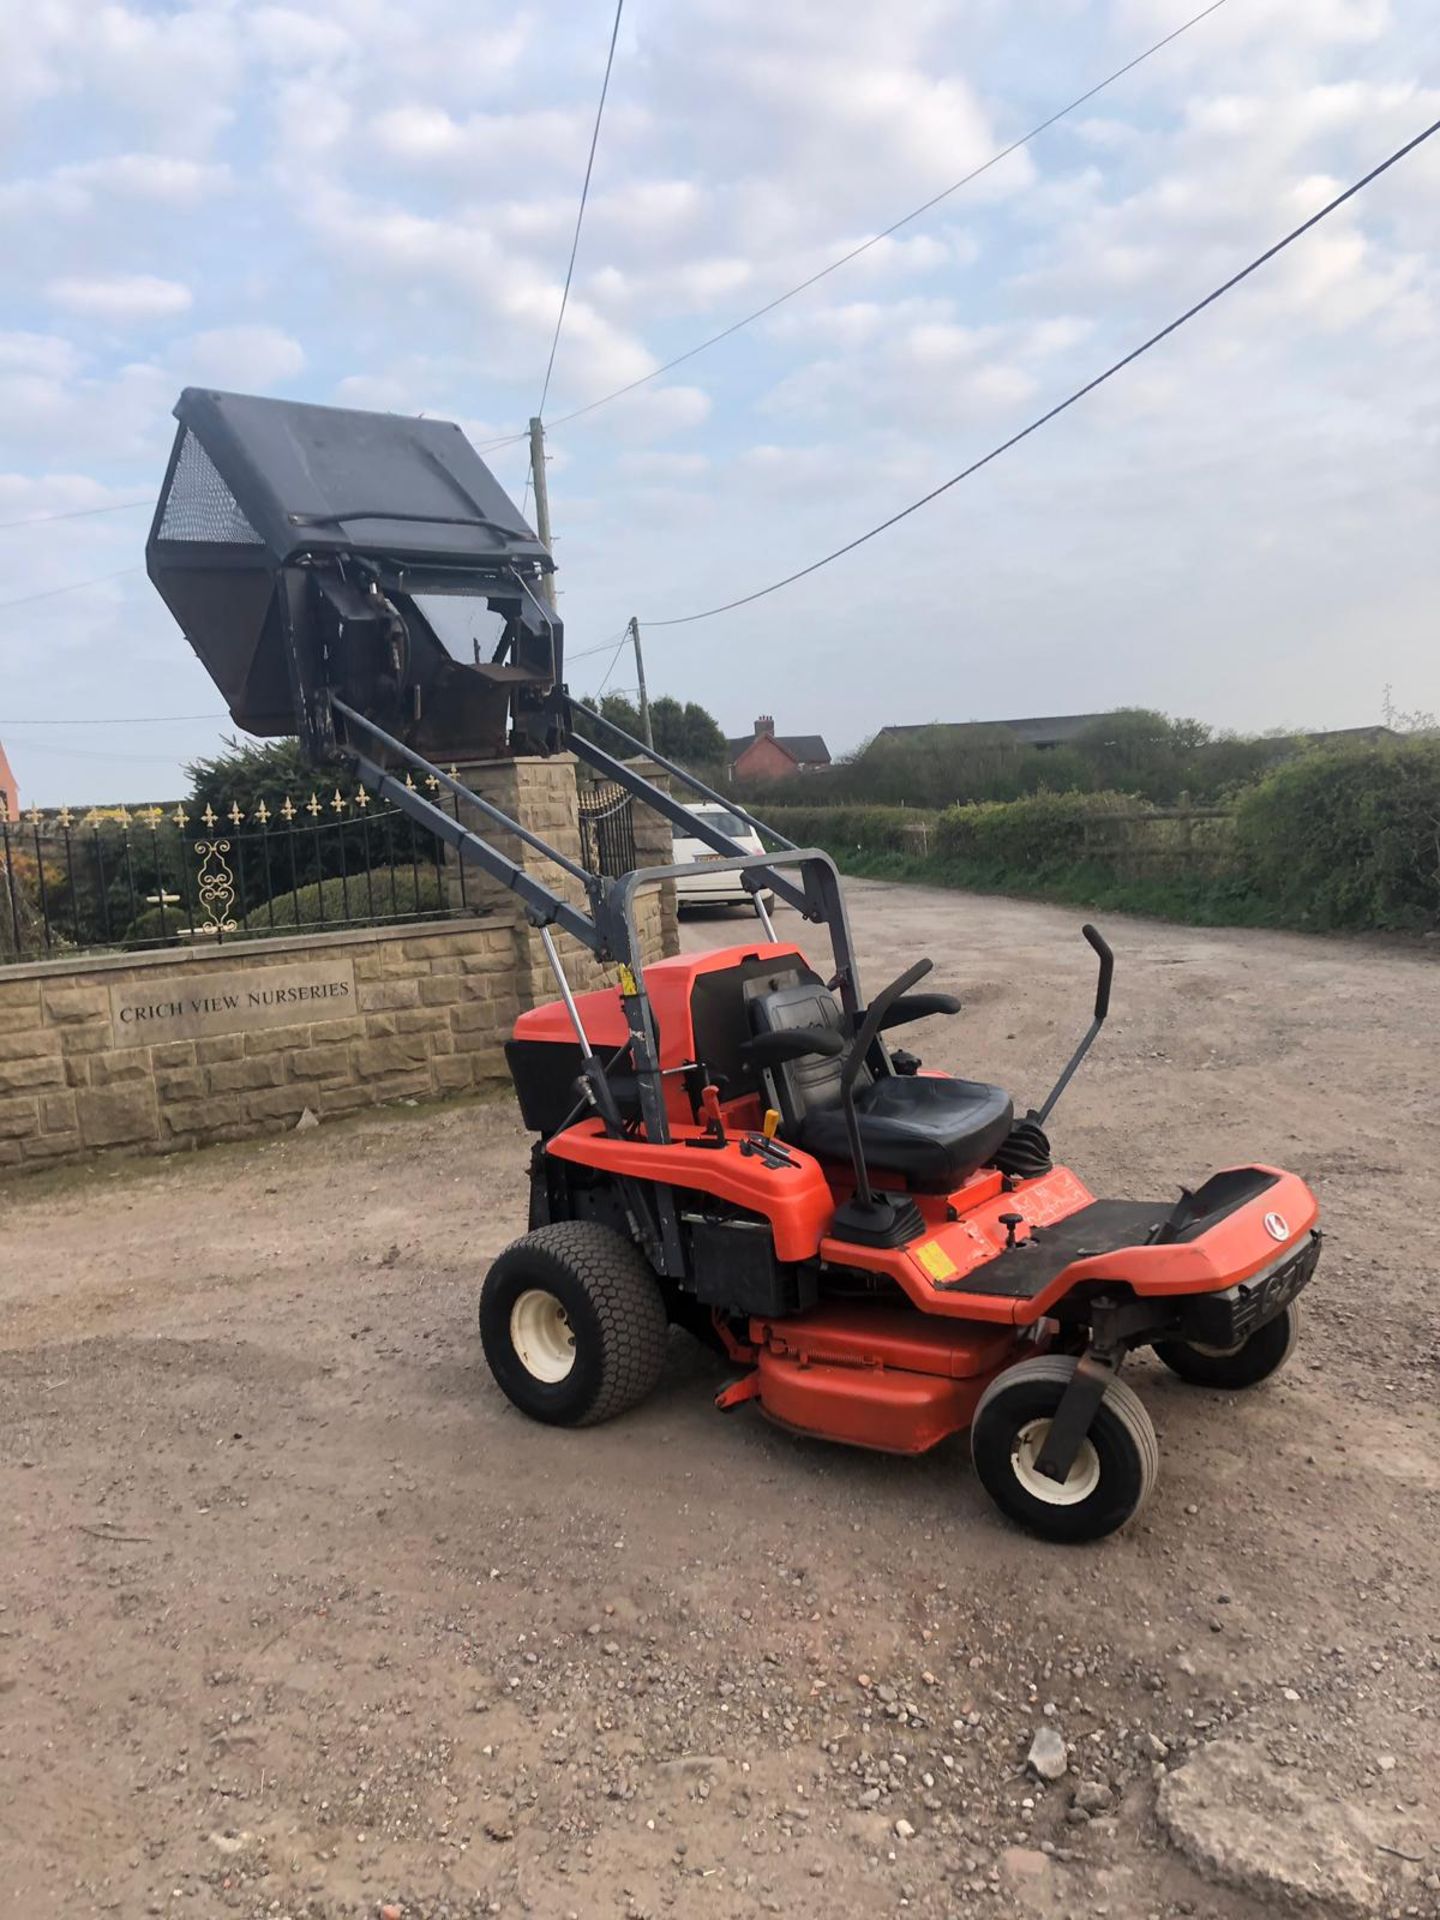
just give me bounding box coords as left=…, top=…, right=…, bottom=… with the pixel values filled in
left=751, top=1306, right=1020, bottom=1455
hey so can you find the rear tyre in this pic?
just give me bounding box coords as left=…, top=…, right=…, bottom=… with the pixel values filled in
left=480, top=1222, right=669, bottom=1427
left=1153, top=1301, right=1299, bottom=1390
left=970, top=1355, right=1158, bottom=1544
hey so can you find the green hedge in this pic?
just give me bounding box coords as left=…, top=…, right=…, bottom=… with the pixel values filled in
left=754, top=742, right=1440, bottom=933
left=1233, top=740, right=1440, bottom=930
left=121, top=865, right=448, bottom=945
left=760, top=805, right=939, bottom=854
left=245, top=866, right=447, bottom=929
left=935, top=790, right=1140, bottom=867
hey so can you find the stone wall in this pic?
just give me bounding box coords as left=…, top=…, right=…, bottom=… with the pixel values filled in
left=0, top=751, right=679, bottom=1174
left=0, top=920, right=522, bottom=1170
left=448, top=752, right=674, bottom=1000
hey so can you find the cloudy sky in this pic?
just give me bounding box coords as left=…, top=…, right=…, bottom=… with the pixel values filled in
left=2, top=0, right=1438, bottom=805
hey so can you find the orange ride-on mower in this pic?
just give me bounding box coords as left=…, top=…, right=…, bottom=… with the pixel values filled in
left=494, top=904, right=1318, bottom=1544
left=149, top=387, right=1322, bottom=1544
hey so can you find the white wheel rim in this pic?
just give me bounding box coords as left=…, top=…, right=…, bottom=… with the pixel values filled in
left=510, top=1288, right=577, bottom=1383
left=1010, top=1418, right=1102, bottom=1507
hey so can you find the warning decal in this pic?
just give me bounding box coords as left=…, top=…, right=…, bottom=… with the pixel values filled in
left=914, top=1239, right=958, bottom=1282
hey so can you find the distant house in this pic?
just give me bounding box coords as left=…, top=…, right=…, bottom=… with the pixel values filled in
left=1303, top=725, right=1401, bottom=747
left=727, top=716, right=832, bottom=782
left=0, top=739, right=18, bottom=821
left=873, top=714, right=1111, bottom=752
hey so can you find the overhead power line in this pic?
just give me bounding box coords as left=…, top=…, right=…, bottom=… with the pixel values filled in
left=535, top=0, right=626, bottom=421
left=642, top=113, right=1440, bottom=630
left=477, top=0, right=1230, bottom=455
left=594, top=637, right=630, bottom=698
left=567, top=626, right=633, bottom=662
left=0, top=565, right=143, bottom=614
left=0, top=497, right=150, bottom=530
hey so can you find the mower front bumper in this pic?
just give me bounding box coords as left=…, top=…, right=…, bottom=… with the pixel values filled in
left=1172, top=1230, right=1320, bottom=1350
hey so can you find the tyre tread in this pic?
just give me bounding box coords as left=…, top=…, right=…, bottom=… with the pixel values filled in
left=972, top=1353, right=1158, bottom=1539
left=1154, top=1300, right=1299, bottom=1389
left=488, top=1221, right=668, bottom=1425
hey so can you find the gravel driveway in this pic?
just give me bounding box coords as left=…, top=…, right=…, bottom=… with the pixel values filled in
left=2, top=879, right=1437, bottom=1919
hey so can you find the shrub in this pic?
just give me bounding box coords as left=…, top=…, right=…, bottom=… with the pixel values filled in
left=118, top=866, right=450, bottom=946
left=1233, top=740, right=1440, bottom=930
left=936, top=791, right=1140, bottom=869
left=760, top=805, right=938, bottom=855
left=245, top=866, right=447, bottom=929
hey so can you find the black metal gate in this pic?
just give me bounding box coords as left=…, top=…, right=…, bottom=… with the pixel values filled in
left=578, top=782, right=637, bottom=877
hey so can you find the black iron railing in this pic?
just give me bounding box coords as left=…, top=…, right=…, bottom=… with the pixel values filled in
left=0, top=781, right=483, bottom=963
left=578, top=782, right=637, bottom=878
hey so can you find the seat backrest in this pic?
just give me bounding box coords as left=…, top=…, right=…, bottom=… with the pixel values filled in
left=748, top=982, right=868, bottom=1135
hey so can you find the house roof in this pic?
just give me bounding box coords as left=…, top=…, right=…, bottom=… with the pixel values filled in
left=726, top=733, right=831, bottom=764
left=874, top=713, right=1111, bottom=749
left=1304, top=725, right=1402, bottom=744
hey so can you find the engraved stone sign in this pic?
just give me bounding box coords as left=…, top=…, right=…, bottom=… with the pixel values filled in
left=110, top=959, right=358, bottom=1047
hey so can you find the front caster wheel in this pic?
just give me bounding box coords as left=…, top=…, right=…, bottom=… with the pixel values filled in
left=971, top=1355, right=1158, bottom=1543
left=1153, top=1300, right=1300, bottom=1390
left=480, top=1222, right=668, bottom=1427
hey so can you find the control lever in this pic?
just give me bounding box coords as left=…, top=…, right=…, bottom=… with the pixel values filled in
left=740, top=1134, right=796, bottom=1171
left=684, top=1083, right=729, bottom=1150
left=1033, top=924, right=1114, bottom=1126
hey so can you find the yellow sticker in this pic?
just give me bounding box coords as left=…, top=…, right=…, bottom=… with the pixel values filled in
left=617, top=964, right=638, bottom=997
left=915, top=1239, right=958, bottom=1282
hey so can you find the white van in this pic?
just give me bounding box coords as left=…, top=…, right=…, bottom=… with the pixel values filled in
left=672, top=804, right=776, bottom=912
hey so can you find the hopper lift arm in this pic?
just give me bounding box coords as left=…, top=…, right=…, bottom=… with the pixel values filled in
left=145, top=386, right=868, bottom=1271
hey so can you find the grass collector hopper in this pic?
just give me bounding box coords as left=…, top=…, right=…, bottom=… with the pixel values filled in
left=147, top=387, right=564, bottom=763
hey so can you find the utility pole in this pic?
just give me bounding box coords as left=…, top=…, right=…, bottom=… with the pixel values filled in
left=629, top=615, right=654, bottom=750
left=528, top=416, right=557, bottom=611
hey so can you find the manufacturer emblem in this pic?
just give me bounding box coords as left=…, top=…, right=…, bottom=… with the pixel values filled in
left=1263, top=1211, right=1289, bottom=1242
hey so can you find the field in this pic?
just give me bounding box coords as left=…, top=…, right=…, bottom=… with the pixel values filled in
left=2, top=879, right=1437, bottom=1919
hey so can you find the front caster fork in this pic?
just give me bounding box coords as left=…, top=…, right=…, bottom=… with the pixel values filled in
left=1031, top=1290, right=1163, bottom=1486
left=1032, top=1348, right=1120, bottom=1485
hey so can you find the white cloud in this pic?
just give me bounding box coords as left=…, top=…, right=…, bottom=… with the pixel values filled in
left=613, top=449, right=710, bottom=482
left=176, top=326, right=307, bottom=387
left=46, top=274, right=193, bottom=321
left=373, top=102, right=590, bottom=176
left=77, top=153, right=232, bottom=205
left=246, top=5, right=357, bottom=68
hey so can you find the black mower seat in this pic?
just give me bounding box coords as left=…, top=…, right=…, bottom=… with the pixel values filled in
left=800, top=1074, right=1015, bottom=1190
left=748, top=980, right=1014, bottom=1190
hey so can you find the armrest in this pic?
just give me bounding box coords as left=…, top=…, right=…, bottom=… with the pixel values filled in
left=741, top=1026, right=846, bottom=1067
left=878, top=991, right=962, bottom=1033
